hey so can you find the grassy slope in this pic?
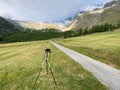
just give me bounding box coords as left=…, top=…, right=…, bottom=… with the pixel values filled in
left=54, top=30, right=120, bottom=69
left=0, top=41, right=108, bottom=90
left=103, top=4, right=120, bottom=24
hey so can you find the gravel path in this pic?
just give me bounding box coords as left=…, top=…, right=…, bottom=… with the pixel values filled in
left=50, top=41, right=120, bottom=90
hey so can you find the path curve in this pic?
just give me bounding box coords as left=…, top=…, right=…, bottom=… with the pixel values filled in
left=50, top=41, right=120, bottom=90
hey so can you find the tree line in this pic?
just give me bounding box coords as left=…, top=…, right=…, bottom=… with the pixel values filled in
left=0, top=23, right=120, bottom=43
left=75, top=23, right=117, bottom=36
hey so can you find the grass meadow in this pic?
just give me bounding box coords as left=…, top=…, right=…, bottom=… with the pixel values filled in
left=55, top=30, right=120, bottom=69
left=0, top=41, right=108, bottom=90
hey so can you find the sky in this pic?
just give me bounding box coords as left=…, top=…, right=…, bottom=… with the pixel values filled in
left=0, top=0, right=112, bottom=23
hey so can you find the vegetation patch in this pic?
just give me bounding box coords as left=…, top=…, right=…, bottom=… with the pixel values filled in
left=0, top=41, right=108, bottom=90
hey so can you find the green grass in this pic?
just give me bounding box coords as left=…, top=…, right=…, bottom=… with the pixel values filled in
left=54, top=30, right=120, bottom=69
left=0, top=41, right=108, bottom=90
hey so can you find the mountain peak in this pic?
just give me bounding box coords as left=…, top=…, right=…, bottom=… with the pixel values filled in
left=104, top=0, right=119, bottom=8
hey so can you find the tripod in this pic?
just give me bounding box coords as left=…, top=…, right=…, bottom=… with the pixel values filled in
left=33, top=48, right=57, bottom=89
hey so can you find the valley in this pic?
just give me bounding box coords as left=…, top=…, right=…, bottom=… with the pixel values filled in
left=0, top=0, right=120, bottom=90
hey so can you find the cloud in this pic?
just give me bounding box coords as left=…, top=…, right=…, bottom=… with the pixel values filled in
left=0, top=0, right=112, bottom=22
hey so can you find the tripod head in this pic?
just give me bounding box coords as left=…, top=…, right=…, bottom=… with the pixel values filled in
left=45, top=48, right=52, bottom=58
left=45, top=48, right=52, bottom=53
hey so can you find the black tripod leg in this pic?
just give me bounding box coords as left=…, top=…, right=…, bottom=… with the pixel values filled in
left=48, top=62, right=57, bottom=86
left=46, top=59, right=48, bottom=74
left=33, top=60, right=46, bottom=89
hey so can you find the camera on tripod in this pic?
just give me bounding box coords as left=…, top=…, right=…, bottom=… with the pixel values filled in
left=33, top=48, right=57, bottom=88
left=45, top=48, right=52, bottom=53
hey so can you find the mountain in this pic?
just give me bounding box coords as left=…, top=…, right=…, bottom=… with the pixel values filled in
left=6, top=19, right=22, bottom=30
left=17, top=21, right=67, bottom=31
left=0, top=16, right=21, bottom=34
left=104, top=0, right=117, bottom=8
left=1, top=0, right=120, bottom=32
left=68, top=0, right=120, bottom=30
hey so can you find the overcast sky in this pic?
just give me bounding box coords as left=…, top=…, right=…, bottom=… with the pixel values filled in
left=0, top=0, right=112, bottom=23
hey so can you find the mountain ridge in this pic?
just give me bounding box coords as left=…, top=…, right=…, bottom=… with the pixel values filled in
left=0, top=0, right=120, bottom=32
left=68, top=0, right=120, bottom=30
left=16, top=20, right=67, bottom=31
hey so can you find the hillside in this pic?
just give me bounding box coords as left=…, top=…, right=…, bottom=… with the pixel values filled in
left=18, top=21, right=67, bottom=31
left=68, top=0, right=120, bottom=30
left=55, top=30, right=120, bottom=69
left=0, top=17, right=20, bottom=34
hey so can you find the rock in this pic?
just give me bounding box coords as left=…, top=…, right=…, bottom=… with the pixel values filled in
left=104, top=1, right=117, bottom=8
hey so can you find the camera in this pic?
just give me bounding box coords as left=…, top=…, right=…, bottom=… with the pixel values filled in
left=45, top=48, right=52, bottom=53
